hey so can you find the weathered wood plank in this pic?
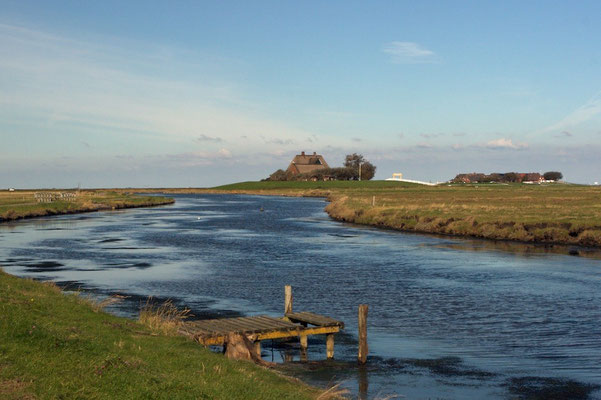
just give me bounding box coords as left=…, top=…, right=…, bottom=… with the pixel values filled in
left=196, top=318, right=274, bottom=334
left=188, top=315, right=300, bottom=339
left=225, top=317, right=276, bottom=332
left=285, top=311, right=344, bottom=328
left=194, top=325, right=340, bottom=346
left=288, top=311, right=338, bottom=326
left=252, top=316, right=299, bottom=329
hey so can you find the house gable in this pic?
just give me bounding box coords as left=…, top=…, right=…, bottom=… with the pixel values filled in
left=286, top=151, right=329, bottom=175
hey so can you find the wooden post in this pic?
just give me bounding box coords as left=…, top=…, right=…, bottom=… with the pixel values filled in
left=300, top=335, right=308, bottom=361
left=358, top=304, right=368, bottom=364
left=358, top=364, right=369, bottom=399
left=372, top=196, right=375, bottom=206
left=253, top=341, right=261, bottom=359
left=284, top=285, right=293, bottom=315
left=326, top=333, right=335, bottom=359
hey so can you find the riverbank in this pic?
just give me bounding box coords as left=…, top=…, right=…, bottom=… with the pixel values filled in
left=0, top=269, right=323, bottom=399
left=151, top=181, right=601, bottom=248
left=0, top=190, right=174, bottom=222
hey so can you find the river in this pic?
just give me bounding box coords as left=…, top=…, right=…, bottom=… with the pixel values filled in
left=1, top=194, right=600, bottom=399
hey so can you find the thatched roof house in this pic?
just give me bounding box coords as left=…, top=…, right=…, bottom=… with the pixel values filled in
left=286, top=151, right=329, bottom=175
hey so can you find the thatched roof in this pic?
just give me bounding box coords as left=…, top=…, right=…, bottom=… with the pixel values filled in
left=286, top=151, right=329, bottom=175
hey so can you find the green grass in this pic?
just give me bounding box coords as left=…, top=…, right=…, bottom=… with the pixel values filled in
left=205, top=180, right=601, bottom=247
left=213, top=180, right=415, bottom=191
left=0, top=270, right=319, bottom=399
left=0, top=190, right=174, bottom=222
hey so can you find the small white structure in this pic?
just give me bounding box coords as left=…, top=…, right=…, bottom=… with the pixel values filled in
left=8, top=188, right=15, bottom=192
left=385, top=173, right=440, bottom=186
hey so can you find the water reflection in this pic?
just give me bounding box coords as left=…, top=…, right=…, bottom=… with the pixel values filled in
left=425, top=238, right=601, bottom=260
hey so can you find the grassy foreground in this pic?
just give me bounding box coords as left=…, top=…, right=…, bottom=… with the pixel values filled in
left=0, top=190, right=174, bottom=222
left=203, top=181, right=601, bottom=248
left=0, top=270, right=320, bottom=399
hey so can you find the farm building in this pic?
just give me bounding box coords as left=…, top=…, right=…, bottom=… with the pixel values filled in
left=286, top=151, right=330, bottom=176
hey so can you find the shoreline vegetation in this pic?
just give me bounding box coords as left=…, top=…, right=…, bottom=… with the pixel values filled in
left=2, top=182, right=600, bottom=397
left=4, top=181, right=601, bottom=248
left=0, top=190, right=175, bottom=223
left=136, top=180, right=601, bottom=249
left=0, top=270, right=326, bottom=399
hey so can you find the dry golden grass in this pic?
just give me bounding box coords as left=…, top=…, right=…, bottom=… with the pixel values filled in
left=138, top=298, right=192, bottom=336
left=89, top=294, right=128, bottom=313
left=324, top=184, right=601, bottom=247
left=315, top=382, right=350, bottom=400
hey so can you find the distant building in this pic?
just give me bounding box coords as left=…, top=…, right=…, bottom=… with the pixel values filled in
left=286, top=151, right=330, bottom=176
left=522, top=173, right=543, bottom=183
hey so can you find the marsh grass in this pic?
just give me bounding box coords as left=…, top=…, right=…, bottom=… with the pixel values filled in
left=138, top=298, right=192, bottom=336
left=196, top=181, right=601, bottom=247
left=0, top=190, right=174, bottom=222
left=315, top=382, right=350, bottom=399
left=89, top=294, right=128, bottom=313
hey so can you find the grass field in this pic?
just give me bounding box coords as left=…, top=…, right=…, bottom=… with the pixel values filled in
left=0, top=270, right=322, bottom=399
left=205, top=181, right=601, bottom=248
left=0, top=190, right=174, bottom=222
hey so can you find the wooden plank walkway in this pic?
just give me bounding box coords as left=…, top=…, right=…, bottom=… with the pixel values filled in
left=184, top=313, right=343, bottom=346
left=285, top=311, right=345, bottom=328
left=181, top=286, right=345, bottom=360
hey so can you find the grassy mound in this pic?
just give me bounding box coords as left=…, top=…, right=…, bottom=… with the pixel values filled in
left=0, top=270, right=319, bottom=399
left=0, top=191, right=174, bottom=222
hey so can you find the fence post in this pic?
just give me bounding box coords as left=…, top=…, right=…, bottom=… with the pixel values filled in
left=358, top=304, right=368, bottom=364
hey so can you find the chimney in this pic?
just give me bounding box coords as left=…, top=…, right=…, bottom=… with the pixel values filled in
left=313, top=152, right=316, bottom=155
left=301, top=151, right=305, bottom=156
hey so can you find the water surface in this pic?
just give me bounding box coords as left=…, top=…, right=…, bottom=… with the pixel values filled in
left=1, top=194, right=600, bottom=399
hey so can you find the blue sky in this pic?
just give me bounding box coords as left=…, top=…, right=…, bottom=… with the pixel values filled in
left=2, top=1, right=601, bottom=187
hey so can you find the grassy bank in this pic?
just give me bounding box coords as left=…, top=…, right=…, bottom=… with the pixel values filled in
left=198, top=181, right=601, bottom=248
left=0, top=190, right=174, bottom=222
left=0, top=270, right=320, bottom=399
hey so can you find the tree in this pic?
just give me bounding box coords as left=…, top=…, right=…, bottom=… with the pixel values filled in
left=267, top=169, right=290, bottom=181
left=359, top=162, right=376, bottom=180
left=503, top=172, right=520, bottom=183
left=344, top=153, right=376, bottom=180
left=543, top=171, right=563, bottom=181
left=344, top=153, right=365, bottom=169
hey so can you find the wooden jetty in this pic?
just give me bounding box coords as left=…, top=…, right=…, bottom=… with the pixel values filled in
left=182, top=286, right=345, bottom=359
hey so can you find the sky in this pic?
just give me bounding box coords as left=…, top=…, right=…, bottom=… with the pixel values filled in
left=2, top=0, right=601, bottom=187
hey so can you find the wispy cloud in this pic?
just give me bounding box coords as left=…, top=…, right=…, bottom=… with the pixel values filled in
left=196, top=134, right=223, bottom=143
left=0, top=23, right=316, bottom=157
left=264, top=138, right=294, bottom=145
left=554, top=130, right=573, bottom=138
left=382, top=41, right=436, bottom=64
left=420, top=133, right=444, bottom=139
left=483, top=138, right=528, bottom=150
left=538, top=91, right=601, bottom=134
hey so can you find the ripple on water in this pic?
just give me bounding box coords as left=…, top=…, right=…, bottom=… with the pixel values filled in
left=1, top=194, right=601, bottom=399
